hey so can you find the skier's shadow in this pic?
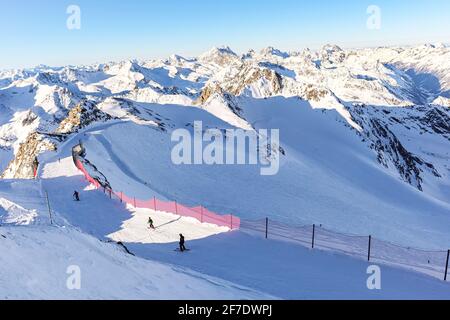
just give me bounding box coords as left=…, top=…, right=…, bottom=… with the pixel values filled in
left=155, top=216, right=182, bottom=229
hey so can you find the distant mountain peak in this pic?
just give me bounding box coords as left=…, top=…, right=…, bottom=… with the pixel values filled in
left=321, top=44, right=344, bottom=54
left=259, top=46, right=289, bottom=58
left=198, top=46, right=239, bottom=65
left=200, top=46, right=237, bottom=58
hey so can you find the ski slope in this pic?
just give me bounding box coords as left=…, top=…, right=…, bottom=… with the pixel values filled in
left=0, top=225, right=272, bottom=300
left=0, top=178, right=273, bottom=299
left=41, top=156, right=230, bottom=244
left=26, top=137, right=450, bottom=299
left=1, top=42, right=450, bottom=298
left=61, top=98, right=450, bottom=250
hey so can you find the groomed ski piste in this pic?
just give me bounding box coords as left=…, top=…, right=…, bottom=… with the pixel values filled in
left=1, top=108, right=450, bottom=300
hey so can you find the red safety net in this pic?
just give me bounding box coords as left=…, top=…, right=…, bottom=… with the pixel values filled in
left=75, top=159, right=240, bottom=230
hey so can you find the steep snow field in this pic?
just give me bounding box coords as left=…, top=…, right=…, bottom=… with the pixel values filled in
left=0, top=225, right=272, bottom=300
left=0, top=179, right=271, bottom=299
left=65, top=98, right=450, bottom=250
left=43, top=157, right=230, bottom=244
left=2, top=44, right=450, bottom=299
left=32, top=151, right=450, bottom=299
left=0, top=127, right=447, bottom=299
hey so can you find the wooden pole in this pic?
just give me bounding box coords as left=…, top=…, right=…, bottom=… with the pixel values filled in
left=134, top=197, right=136, bottom=208
left=230, top=215, right=233, bottom=230
left=368, top=235, right=372, bottom=262
left=312, top=224, right=316, bottom=249
left=153, top=197, right=157, bottom=211
left=200, top=206, right=204, bottom=223
left=175, top=201, right=178, bottom=215
left=45, top=191, right=53, bottom=226
left=445, top=250, right=450, bottom=281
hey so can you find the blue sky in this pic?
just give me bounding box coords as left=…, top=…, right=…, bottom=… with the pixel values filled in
left=1, top=0, right=449, bottom=69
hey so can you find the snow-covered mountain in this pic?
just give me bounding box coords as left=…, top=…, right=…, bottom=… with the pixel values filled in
left=1, top=44, right=450, bottom=246
left=2, top=44, right=450, bottom=299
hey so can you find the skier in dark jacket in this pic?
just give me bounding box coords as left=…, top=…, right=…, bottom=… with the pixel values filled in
left=148, top=217, right=155, bottom=230
left=73, top=191, right=80, bottom=202
left=179, top=234, right=186, bottom=252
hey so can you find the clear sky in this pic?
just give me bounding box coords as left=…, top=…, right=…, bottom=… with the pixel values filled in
left=1, top=0, right=449, bottom=69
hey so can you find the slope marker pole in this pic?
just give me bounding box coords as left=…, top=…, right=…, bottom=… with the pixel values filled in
left=265, top=218, right=269, bottom=239
left=445, top=250, right=450, bottom=281
left=45, top=191, right=53, bottom=226
left=312, top=224, right=316, bottom=249
left=368, top=235, right=372, bottom=262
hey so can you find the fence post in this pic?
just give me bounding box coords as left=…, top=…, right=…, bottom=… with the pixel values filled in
left=134, top=197, right=136, bottom=208
left=312, top=224, right=315, bottom=249
left=230, top=215, right=233, bottom=230
left=153, top=197, right=157, bottom=211
left=265, top=218, right=269, bottom=239
left=445, top=250, right=450, bottom=281
left=200, top=206, right=204, bottom=223
left=368, top=235, right=372, bottom=262
left=175, top=201, right=178, bottom=215
left=45, top=191, right=53, bottom=226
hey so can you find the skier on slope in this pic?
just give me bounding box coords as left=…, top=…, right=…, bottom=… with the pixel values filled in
left=148, top=217, right=155, bottom=230
left=179, top=234, right=187, bottom=252
left=73, top=191, right=80, bottom=202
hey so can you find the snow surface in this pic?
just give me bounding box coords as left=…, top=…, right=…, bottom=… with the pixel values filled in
left=2, top=44, right=450, bottom=299
left=0, top=122, right=447, bottom=299
left=62, top=99, right=450, bottom=250
left=0, top=225, right=272, bottom=300
left=16, top=131, right=447, bottom=299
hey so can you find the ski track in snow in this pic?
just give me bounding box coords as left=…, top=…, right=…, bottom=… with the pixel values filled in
left=25, top=154, right=450, bottom=299
left=2, top=44, right=450, bottom=299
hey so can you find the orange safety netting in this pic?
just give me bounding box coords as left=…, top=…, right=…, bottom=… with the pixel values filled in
left=75, top=159, right=240, bottom=230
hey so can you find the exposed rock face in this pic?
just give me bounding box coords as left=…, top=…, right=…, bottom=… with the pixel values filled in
left=195, top=65, right=282, bottom=105
left=350, top=105, right=443, bottom=191
left=195, top=83, right=224, bottom=105
left=302, top=84, right=328, bottom=102
left=368, top=118, right=439, bottom=191
left=56, top=100, right=113, bottom=134
left=1, top=132, right=56, bottom=179
left=222, top=65, right=282, bottom=96
left=421, top=108, right=450, bottom=136
left=1, top=100, right=113, bottom=179
left=72, top=143, right=112, bottom=190
left=21, top=110, right=38, bottom=126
